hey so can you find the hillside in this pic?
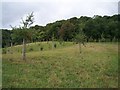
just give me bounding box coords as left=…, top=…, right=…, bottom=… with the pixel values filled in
left=2, top=42, right=118, bottom=88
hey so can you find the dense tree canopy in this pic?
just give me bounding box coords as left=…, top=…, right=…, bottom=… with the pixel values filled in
left=2, top=14, right=119, bottom=48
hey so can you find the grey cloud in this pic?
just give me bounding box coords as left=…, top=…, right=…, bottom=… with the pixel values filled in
left=1, top=1, right=118, bottom=29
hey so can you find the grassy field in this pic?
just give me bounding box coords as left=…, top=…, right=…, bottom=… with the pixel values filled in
left=2, top=42, right=118, bottom=88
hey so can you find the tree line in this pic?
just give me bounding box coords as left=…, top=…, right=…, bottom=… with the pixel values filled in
left=2, top=14, right=120, bottom=48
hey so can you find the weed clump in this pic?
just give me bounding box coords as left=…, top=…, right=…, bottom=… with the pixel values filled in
left=38, top=43, right=41, bottom=46
left=29, top=47, right=33, bottom=51
left=40, top=47, right=43, bottom=51
left=54, top=43, right=57, bottom=48
left=48, top=44, right=51, bottom=49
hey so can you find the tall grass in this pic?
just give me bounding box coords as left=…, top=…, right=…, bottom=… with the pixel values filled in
left=2, top=42, right=118, bottom=88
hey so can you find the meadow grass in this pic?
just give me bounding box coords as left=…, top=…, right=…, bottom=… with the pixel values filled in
left=4, top=41, right=73, bottom=54
left=2, top=42, right=118, bottom=88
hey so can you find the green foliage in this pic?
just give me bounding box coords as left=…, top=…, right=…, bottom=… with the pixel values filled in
left=2, top=30, right=11, bottom=48
left=100, top=33, right=106, bottom=42
left=59, top=21, right=75, bottom=41
left=2, top=14, right=119, bottom=48
left=2, top=48, right=6, bottom=54
left=75, top=30, right=86, bottom=43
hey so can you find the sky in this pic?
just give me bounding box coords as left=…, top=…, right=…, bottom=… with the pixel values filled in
left=1, top=0, right=119, bottom=29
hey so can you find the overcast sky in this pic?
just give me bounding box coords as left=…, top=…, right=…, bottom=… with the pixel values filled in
left=1, top=0, right=119, bottom=29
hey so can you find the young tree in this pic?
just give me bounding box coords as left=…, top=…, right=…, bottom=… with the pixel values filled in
left=75, top=31, right=86, bottom=53
left=21, top=12, right=34, bottom=60
left=12, top=12, right=34, bottom=60
left=52, top=34, right=56, bottom=49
